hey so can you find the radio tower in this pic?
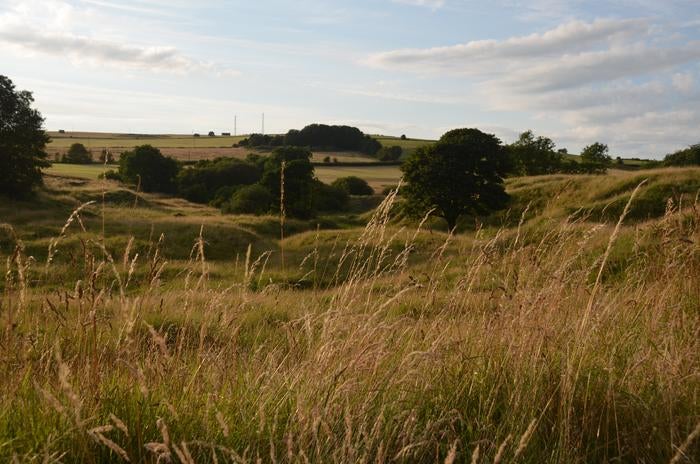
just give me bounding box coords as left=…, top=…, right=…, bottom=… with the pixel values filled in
left=234, top=115, right=237, bottom=136
left=262, top=113, right=265, bottom=135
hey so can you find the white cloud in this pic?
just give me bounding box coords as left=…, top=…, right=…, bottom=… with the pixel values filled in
left=392, top=0, right=445, bottom=9
left=364, top=18, right=700, bottom=155
left=672, top=72, right=694, bottom=93
left=0, top=0, right=239, bottom=75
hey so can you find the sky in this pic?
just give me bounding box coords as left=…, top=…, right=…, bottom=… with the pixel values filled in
left=1, top=0, right=699, bottom=158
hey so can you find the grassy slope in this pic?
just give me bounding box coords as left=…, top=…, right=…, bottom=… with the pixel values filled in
left=1, top=168, right=698, bottom=462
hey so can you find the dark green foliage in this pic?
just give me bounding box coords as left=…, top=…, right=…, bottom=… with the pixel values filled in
left=332, top=176, right=374, bottom=196
left=63, top=143, right=92, bottom=164
left=664, top=144, right=700, bottom=166
left=224, top=184, right=274, bottom=214
left=581, top=142, right=612, bottom=165
left=312, top=180, right=349, bottom=212
left=401, top=128, right=510, bottom=230
left=98, top=170, right=122, bottom=181
left=176, top=157, right=261, bottom=204
left=261, top=147, right=316, bottom=219
left=507, top=130, right=562, bottom=176
left=377, top=145, right=402, bottom=161
left=118, top=145, right=179, bottom=193
left=239, top=124, right=381, bottom=155
left=0, top=75, right=50, bottom=198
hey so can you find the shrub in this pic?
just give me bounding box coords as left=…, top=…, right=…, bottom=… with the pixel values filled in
left=98, top=169, right=122, bottom=181
left=332, top=176, right=374, bottom=196
left=377, top=145, right=402, bottom=161
left=224, top=184, right=274, bottom=215
left=312, top=180, right=349, bottom=212
left=177, top=157, right=261, bottom=204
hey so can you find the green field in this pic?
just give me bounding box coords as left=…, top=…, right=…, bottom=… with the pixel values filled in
left=47, top=132, right=247, bottom=149
left=45, top=163, right=110, bottom=179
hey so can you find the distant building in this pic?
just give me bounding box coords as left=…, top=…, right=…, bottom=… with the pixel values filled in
left=58, top=129, right=65, bottom=133
left=221, top=132, right=231, bottom=136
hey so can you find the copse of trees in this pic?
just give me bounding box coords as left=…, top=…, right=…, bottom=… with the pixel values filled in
left=402, top=128, right=510, bottom=230
left=261, top=146, right=316, bottom=219
left=223, top=184, right=274, bottom=215
left=176, top=157, right=261, bottom=204
left=507, top=130, right=561, bottom=176
left=63, top=143, right=92, bottom=164
left=237, top=124, right=382, bottom=156
left=376, top=145, right=402, bottom=162
left=0, top=75, right=50, bottom=198
left=664, top=144, right=700, bottom=166
left=118, top=145, right=179, bottom=193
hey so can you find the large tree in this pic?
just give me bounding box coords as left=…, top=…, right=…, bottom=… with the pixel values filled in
left=118, top=145, right=179, bottom=193
left=401, top=128, right=510, bottom=230
left=261, top=146, right=315, bottom=219
left=63, top=143, right=92, bottom=164
left=0, top=75, right=50, bottom=198
left=580, top=142, right=612, bottom=165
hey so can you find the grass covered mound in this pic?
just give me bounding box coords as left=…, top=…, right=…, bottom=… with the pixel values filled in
left=0, top=170, right=699, bottom=462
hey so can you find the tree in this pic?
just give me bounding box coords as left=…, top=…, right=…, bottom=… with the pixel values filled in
left=663, top=145, right=700, bottom=166
left=401, top=128, right=510, bottom=230
left=261, top=147, right=316, bottom=218
left=118, top=145, right=179, bottom=193
left=176, top=157, right=261, bottom=204
left=507, top=130, right=561, bottom=175
left=332, top=176, right=374, bottom=195
left=63, top=143, right=92, bottom=164
left=224, top=184, right=274, bottom=215
left=0, top=75, right=50, bottom=198
left=377, top=145, right=402, bottom=161
left=580, top=142, right=612, bottom=165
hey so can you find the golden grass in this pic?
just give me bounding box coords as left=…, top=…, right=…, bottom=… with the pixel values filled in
left=0, top=173, right=699, bottom=462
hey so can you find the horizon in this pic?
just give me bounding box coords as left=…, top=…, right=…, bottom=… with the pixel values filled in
left=2, top=0, right=700, bottom=158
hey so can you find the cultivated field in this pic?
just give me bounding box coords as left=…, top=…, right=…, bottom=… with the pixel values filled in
left=1, top=168, right=699, bottom=462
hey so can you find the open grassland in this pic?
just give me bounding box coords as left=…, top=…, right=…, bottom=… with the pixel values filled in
left=373, top=136, right=434, bottom=156
left=1, top=169, right=699, bottom=462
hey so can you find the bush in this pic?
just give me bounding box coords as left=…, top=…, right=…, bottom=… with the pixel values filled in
left=98, top=169, right=122, bottom=181
left=332, top=176, right=374, bottom=196
left=312, top=180, right=349, bottom=212
left=177, top=157, right=261, bottom=204
left=377, top=145, right=402, bottom=161
left=63, top=143, right=92, bottom=164
left=118, top=145, right=179, bottom=193
left=224, top=184, right=274, bottom=215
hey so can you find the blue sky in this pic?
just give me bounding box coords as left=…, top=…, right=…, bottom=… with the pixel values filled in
left=1, top=0, right=699, bottom=157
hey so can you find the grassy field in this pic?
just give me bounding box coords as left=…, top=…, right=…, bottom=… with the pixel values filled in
left=47, top=132, right=248, bottom=149
left=1, top=168, right=699, bottom=462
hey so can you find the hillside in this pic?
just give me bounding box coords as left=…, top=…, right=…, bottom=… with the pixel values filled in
left=1, top=168, right=698, bottom=462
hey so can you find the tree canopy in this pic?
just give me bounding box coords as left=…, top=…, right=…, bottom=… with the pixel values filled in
left=401, top=128, right=510, bottom=230
left=580, top=142, right=612, bottom=165
left=0, top=75, right=50, bottom=198
left=118, top=145, right=179, bottom=193
left=332, top=176, right=374, bottom=196
left=507, top=130, right=562, bottom=176
left=238, top=124, right=382, bottom=155
left=261, top=147, right=316, bottom=219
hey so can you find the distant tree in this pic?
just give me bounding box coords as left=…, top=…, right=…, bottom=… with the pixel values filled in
left=63, top=143, right=92, bottom=164
left=332, top=157, right=339, bottom=163
left=664, top=145, right=700, bottom=166
left=208, top=131, right=215, bottom=137
left=193, top=133, right=200, bottom=137
left=0, top=75, right=50, bottom=198
left=332, top=176, right=374, bottom=195
left=118, top=145, right=179, bottom=193
left=402, top=128, right=510, bottom=230
left=400, top=134, right=407, bottom=140
left=224, top=184, right=274, bottom=215
left=507, top=130, right=561, bottom=175
left=261, top=146, right=316, bottom=218
left=616, top=156, right=624, bottom=165
left=557, top=148, right=568, bottom=155
left=580, top=142, right=612, bottom=165
left=377, top=145, right=402, bottom=161
left=323, top=156, right=331, bottom=163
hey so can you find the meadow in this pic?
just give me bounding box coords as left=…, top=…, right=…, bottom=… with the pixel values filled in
left=1, top=168, right=699, bottom=462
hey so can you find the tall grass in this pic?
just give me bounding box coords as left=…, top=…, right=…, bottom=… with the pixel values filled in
left=0, top=182, right=699, bottom=463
